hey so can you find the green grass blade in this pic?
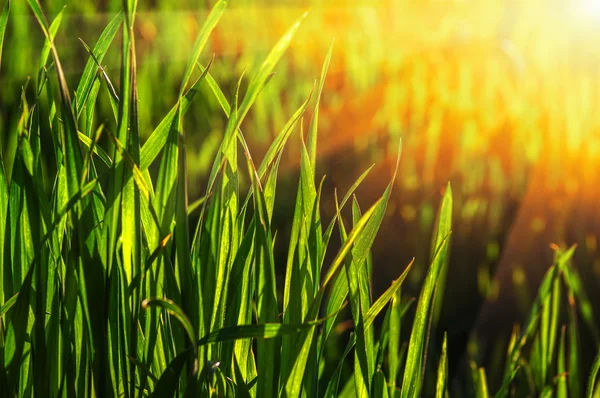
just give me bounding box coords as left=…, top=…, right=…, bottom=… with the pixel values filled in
left=38, top=6, right=63, bottom=75
left=27, top=0, right=84, bottom=198
left=557, top=326, right=567, bottom=398
left=197, top=62, right=231, bottom=116
left=364, top=259, right=413, bottom=330
left=559, top=249, right=600, bottom=343
left=323, top=164, right=375, bottom=250
left=77, top=131, right=113, bottom=168
left=248, top=157, right=279, bottom=397
left=475, top=367, right=489, bottom=398
left=0, top=292, right=17, bottom=317
left=142, top=298, right=198, bottom=373
left=178, top=0, right=227, bottom=97
left=0, top=159, right=8, bottom=305
left=0, top=0, right=9, bottom=72
left=152, top=351, right=188, bottom=398
left=3, top=262, right=34, bottom=389
left=587, top=347, right=600, bottom=398
left=388, top=286, right=402, bottom=396
left=74, top=10, right=124, bottom=116
left=432, top=183, right=453, bottom=326
left=283, top=196, right=383, bottom=397
left=435, top=333, right=448, bottom=398
left=322, top=141, right=399, bottom=353
left=372, top=370, right=390, bottom=398
left=497, top=265, right=561, bottom=397
left=139, top=59, right=212, bottom=171
left=198, top=322, right=321, bottom=346
left=206, top=10, right=307, bottom=190
left=568, top=291, right=581, bottom=398
left=400, top=233, right=452, bottom=398
left=547, top=275, right=562, bottom=378
left=258, top=87, right=313, bottom=179
left=307, top=39, right=334, bottom=170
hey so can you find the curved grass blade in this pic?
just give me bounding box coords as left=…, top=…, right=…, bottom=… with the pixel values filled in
left=142, top=298, right=198, bottom=374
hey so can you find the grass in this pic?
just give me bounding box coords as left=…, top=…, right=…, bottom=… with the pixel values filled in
left=1, top=0, right=600, bottom=396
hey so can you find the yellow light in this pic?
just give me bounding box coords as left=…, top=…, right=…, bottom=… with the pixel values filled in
left=582, top=0, right=600, bottom=19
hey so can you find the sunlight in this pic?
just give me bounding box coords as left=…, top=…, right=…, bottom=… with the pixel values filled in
left=581, top=0, right=600, bottom=19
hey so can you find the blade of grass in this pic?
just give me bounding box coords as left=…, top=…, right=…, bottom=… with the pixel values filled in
left=139, top=57, right=213, bottom=171
left=142, top=298, right=198, bottom=374
left=557, top=326, right=567, bottom=398
left=0, top=0, right=9, bottom=72
left=283, top=196, right=384, bottom=397
left=178, top=0, right=227, bottom=97
left=568, top=291, right=581, bottom=398
left=0, top=158, right=8, bottom=305
left=206, top=10, right=308, bottom=191
left=475, top=367, right=489, bottom=398
left=431, top=183, right=453, bottom=327
left=587, top=347, right=600, bottom=398
left=400, top=184, right=452, bottom=398
left=435, top=333, right=448, bottom=398
left=74, top=10, right=124, bottom=116
left=198, top=321, right=325, bottom=346
left=0, top=293, right=17, bottom=317
left=388, top=285, right=402, bottom=396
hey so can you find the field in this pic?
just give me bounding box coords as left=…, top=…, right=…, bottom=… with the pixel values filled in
left=1, top=0, right=600, bottom=396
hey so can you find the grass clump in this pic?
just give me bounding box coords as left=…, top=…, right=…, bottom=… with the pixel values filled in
left=1, top=1, right=600, bottom=397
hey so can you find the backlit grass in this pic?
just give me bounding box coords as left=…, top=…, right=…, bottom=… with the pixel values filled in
left=1, top=1, right=600, bottom=397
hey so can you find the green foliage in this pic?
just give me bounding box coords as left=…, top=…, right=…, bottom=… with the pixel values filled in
left=0, top=1, right=599, bottom=397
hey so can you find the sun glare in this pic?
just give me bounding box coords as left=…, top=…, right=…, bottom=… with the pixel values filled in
left=582, top=0, right=600, bottom=19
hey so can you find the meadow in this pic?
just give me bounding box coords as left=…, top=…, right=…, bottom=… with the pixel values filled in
left=1, top=0, right=600, bottom=396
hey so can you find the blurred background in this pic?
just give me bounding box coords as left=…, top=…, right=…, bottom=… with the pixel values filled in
left=2, top=0, right=600, bottom=392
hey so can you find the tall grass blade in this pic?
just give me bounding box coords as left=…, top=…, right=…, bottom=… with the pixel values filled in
left=568, top=291, right=581, bottom=398
left=435, top=333, right=448, bottom=398
left=401, top=184, right=452, bottom=398
left=475, top=368, right=489, bottom=398
left=0, top=0, right=9, bottom=72
left=432, top=183, right=453, bottom=327
left=557, top=326, right=567, bottom=398
left=142, top=298, right=198, bottom=373
left=178, top=0, right=227, bottom=97
left=74, top=11, right=124, bottom=116
left=587, top=347, right=600, bottom=398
